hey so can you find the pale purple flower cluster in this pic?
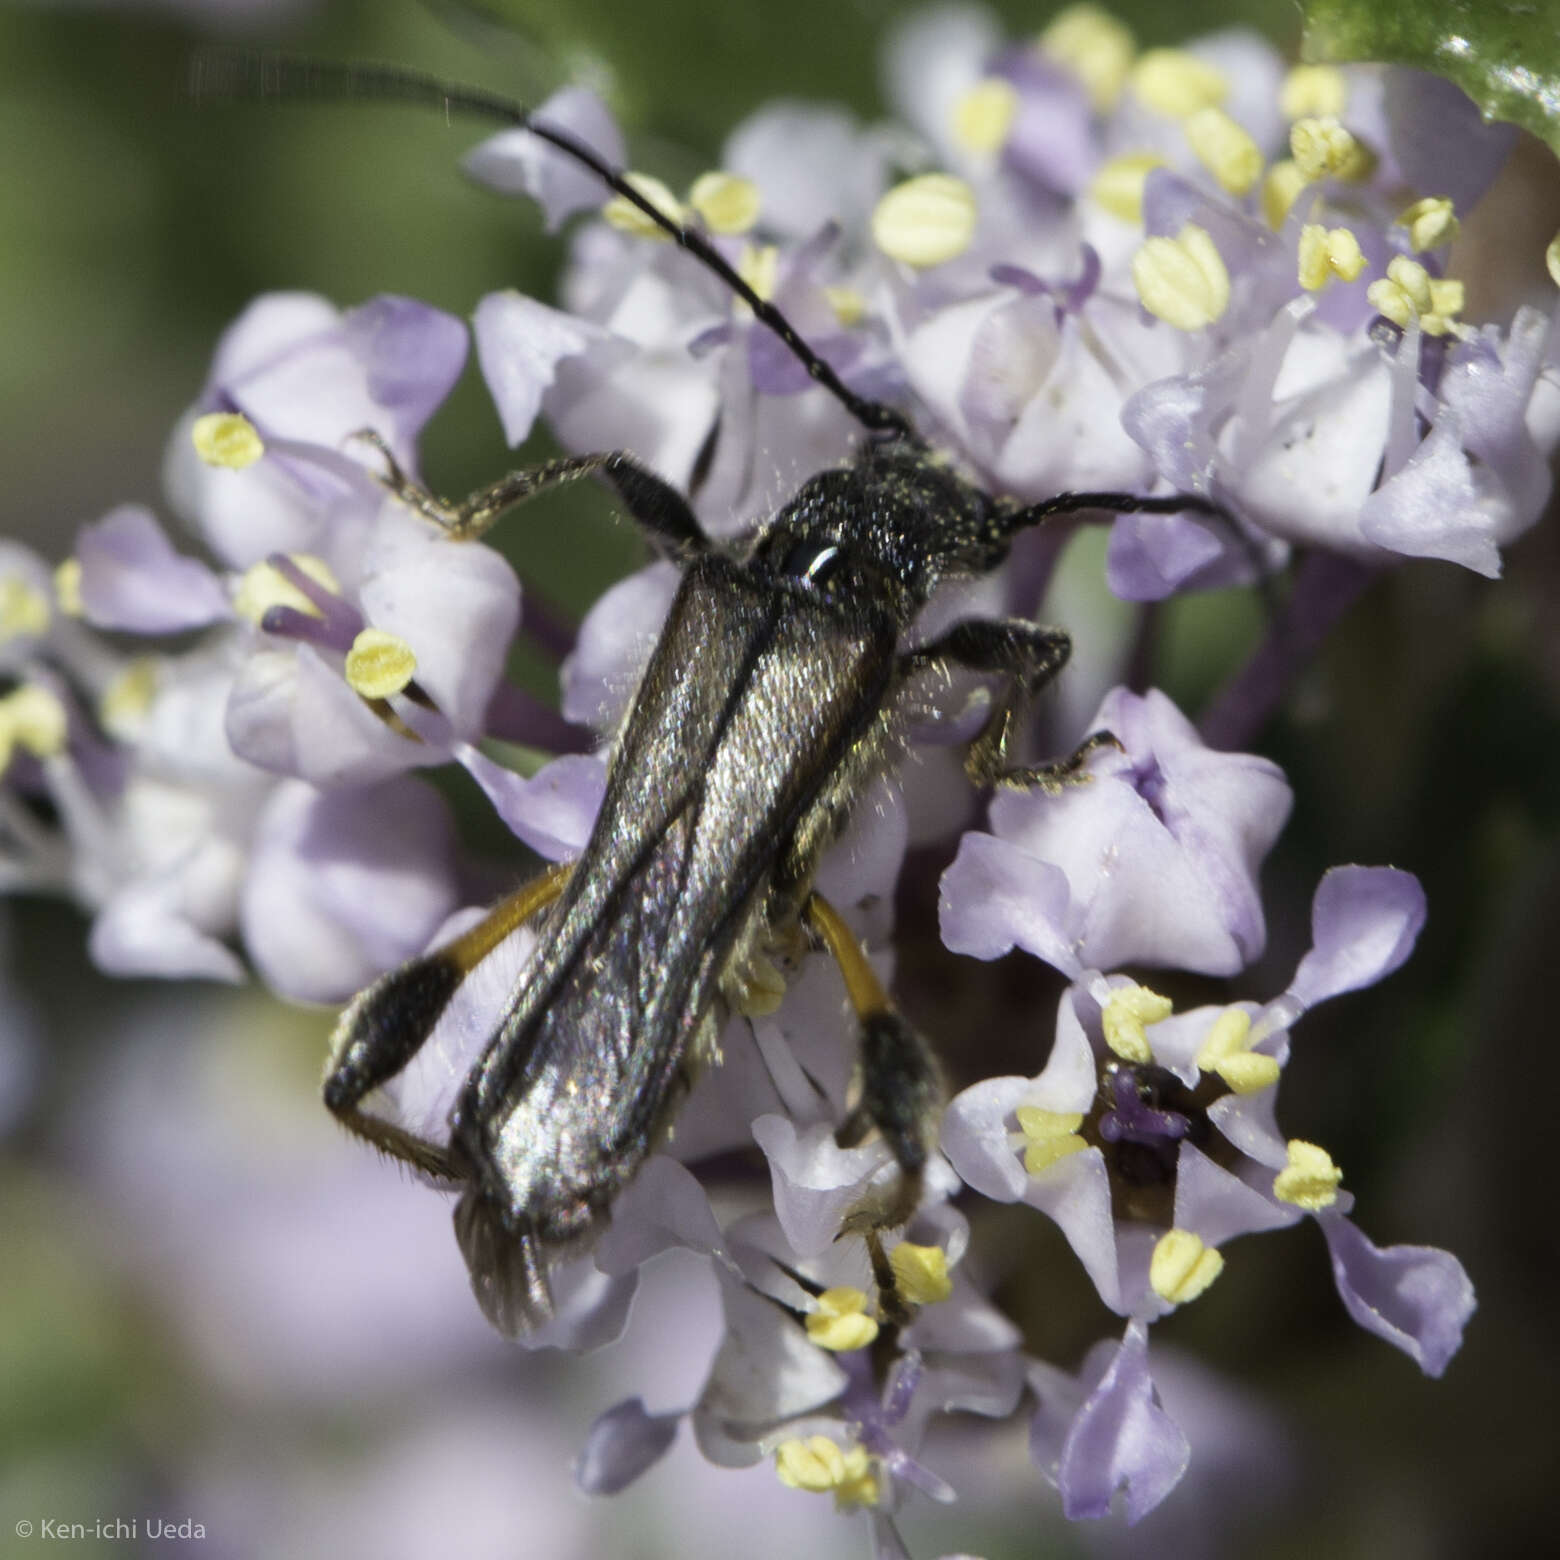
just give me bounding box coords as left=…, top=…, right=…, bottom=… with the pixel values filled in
left=5, top=2, right=1545, bottom=1549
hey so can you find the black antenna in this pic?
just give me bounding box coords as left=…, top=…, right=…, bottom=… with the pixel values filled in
left=189, top=51, right=911, bottom=439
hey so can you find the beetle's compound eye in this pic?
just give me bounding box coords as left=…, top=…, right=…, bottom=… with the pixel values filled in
left=777, top=538, right=845, bottom=589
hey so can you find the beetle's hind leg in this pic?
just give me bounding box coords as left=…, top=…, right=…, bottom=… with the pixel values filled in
left=899, top=618, right=1120, bottom=792
left=324, top=862, right=572, bottom=1184
left=802, top=893, right=940, bottom=1231
left=349, top=431, right=712, bottom=559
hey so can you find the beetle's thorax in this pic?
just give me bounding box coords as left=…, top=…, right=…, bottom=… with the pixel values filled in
left=743, top=438, right=1001, bottom=622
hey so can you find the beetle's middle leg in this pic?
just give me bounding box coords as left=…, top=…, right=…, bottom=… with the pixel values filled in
left=899, top=618, right=1119, bottom=791
left=802, top=891, right=940, bottom=1235
left=351, top=431, right=712, bottom=560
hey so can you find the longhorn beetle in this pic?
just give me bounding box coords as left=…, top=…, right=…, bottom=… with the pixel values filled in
left=195, top=55, right=1232, bottom=1335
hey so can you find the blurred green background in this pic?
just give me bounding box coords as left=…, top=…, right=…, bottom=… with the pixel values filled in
left=3, top=1, right=1559, bottom=1557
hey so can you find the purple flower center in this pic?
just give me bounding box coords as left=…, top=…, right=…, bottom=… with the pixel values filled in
left=1092, top=1064, right=1211, bottom=1205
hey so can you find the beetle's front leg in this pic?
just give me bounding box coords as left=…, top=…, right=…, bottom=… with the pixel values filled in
left=350, top=431, right=711, bottom=559
left=899, top=617, right=1119, bottom=791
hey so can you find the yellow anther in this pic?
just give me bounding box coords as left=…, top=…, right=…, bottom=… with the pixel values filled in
left=889, top=1242, right=953, bottom=1306
left=1039, top=5, right=1136, bottom=112
left=1398, top=196, right=1459, bottom=252
left=1194, top=1007, right=1281, bottom=1093
left=1183, top=106, right=1262, bottom=197
left=687, top=171, right=761, bottom=235
left=1262, top=159, right=1308, bottom=230
left=1016, top=1106, right=1089, bottom=1174
left=1274, top=1139, right=1343, bottom=1209
left=344, top=628, right=417, bottom=700
left=99, top=657, right=159, bottom=737
left=871, top=174, right=978, bottom=268
left=1289, top=116, right=1375, bottom=183
left=602, top=171, right=685, bottom=238
left=1195, top=1007, right=1252, bottom=1065
left=1547, top=231, right=1560, bottom=289
left=191, top=411, right=264, bottom=470
left=1280, top=64, right=1347, bottom=121
left=1324, top=226, right=1366, bottom=281
left=232, top=554, right=340, bottom=627
left=776, top=1435, right=846, bottom=1492
left=1130, top=49, right=1227, bottom=119
left=1091, top=150, right=1166, bottom=223
left=823, top=285, right=867, bottom=327
left=1389, top=254, right=1432, bottom=310
left=1298, top=224, right=1367, bottom=291
left=805, top=1286, right=880, bottom=1352
left=0, top=576, right=52, bottom=643
left=53, top=558, right=83, bottom=618
left=0, top=684, right=68, bottom=760
left=775, top=1438, right=879, bottom=1509
left=736, top=242, right=780, bottom=306
left=1367, top=254, right=1466, bottom=336
left=1133, top=224, right=1231, bottom=331
left=1150, top=1228, right=1225, bottom=1305
left=952, top=78, right=1020, bottom=155
left=1101, top=984, right=1173, bottom=1063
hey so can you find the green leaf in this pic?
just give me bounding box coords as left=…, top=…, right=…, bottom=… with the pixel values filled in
left=1301, top=0, right=1560, bottom=156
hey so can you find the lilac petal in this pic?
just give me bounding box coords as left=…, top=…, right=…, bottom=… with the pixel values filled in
left=163, top=411, right=347, bottom=572
left=727, top=102, right=890, bottom=240
left=473, top=290, right=626, bottom=447
left=1172, top=1143, right=1297, bottom=1249
left=692, top=1269, right=847, bottom=1468
left=219, top=292, right=458, bottom=458
left=1287, top=866, right=1426, bottom=1010
left=226, top=645, right=422, bottom=788
left=1121, top=351, right=1245, bottom=495
left=983, top=686, right=1291, bottom=976
left=521, top=1259, right=640, bottom=1354
left=74, top=505, right=230, bottom=632
left=339, top=295, right=469, bottom=450
left=812, top=774, right=908, bottom=906
left=1318, top=1212, right=1475, bottom=1377
left=594, top=1155, right=726, bottom=1274
left=1359, top=409, right=1506, bottom=577
left=1024, top=1148, right=1124, bottom=1314
left=207, top=290, right=340, bottom=389
left=90, top=872, right=246, bottom=984
left=996, top=53, right=1096, bottom=196
left=574, top=1396, right=681, bottom=1495
left=941, top=1076, right=1035, bottom=1202
left=1233, top=357, right=1395, bottom=555
left=1105, top=509, right=1227, bottom=600
left=1444, top=308, right=1556, bottom=527
left=355, top=509, right=521, bottom=737
left=455, top=747, right=606, bottom=860
left=902, top=1274, right=1022, bottom=1356
left=882, top=3, right=1001, bottom=153
left=938, top=831, right=1079, bottom=977
left=1054, top=1320, right=1190, bottom=1523
left=981, top=774, right=1250, bottom=977
left=560, top=561, right=679, bottom=730
left=753, top=1115, right=892, bottom=1258
left=1382, top=69, right=1519, bottom=217
left=463, top=87, right=626, bottom=232
left=240, top=776, right=460, bottom=1003
left=1206, top=1086, right=1289, bottom=1171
